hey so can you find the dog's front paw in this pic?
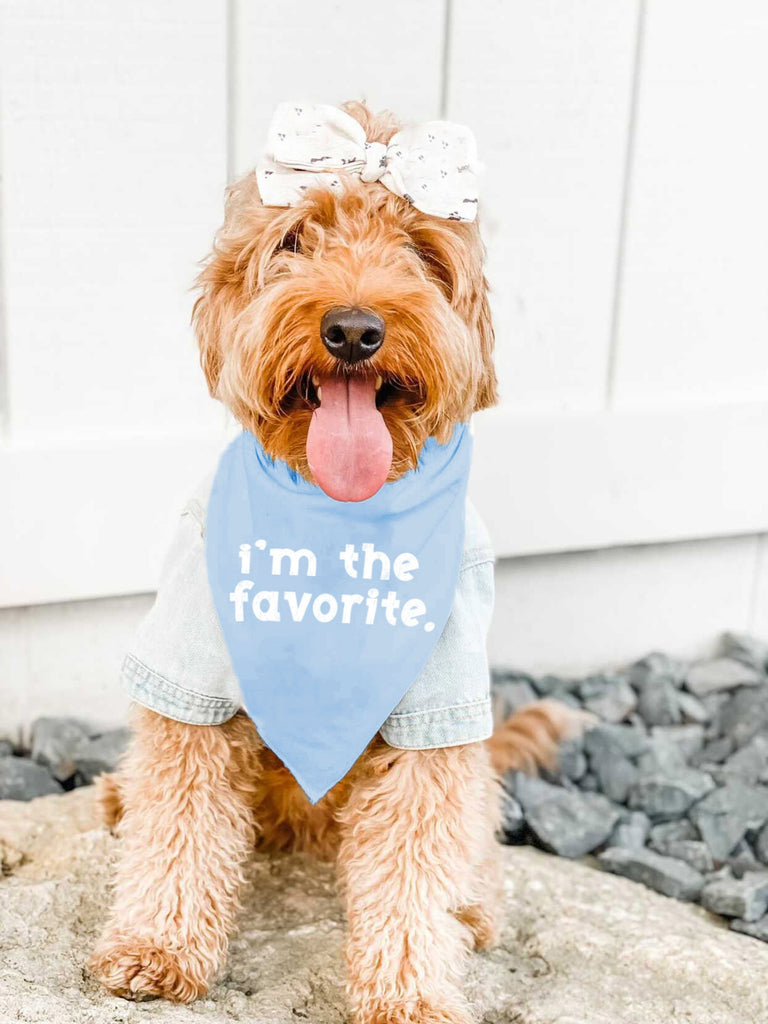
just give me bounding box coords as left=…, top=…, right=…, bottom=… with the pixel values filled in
left=354, top=998, right=475, bottom=1024
left=89, top=938, right=211, bottom=1003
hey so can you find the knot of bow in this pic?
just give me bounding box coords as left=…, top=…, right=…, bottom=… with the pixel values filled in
left=256, top=103, right=481, bottom=222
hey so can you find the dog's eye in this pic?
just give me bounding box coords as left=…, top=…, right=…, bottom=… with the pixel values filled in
left=410, top=244, right=453, bottom=299
left=276, top=230, right=301, bottom=254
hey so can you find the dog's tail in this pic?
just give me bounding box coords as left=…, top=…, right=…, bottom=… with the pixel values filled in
left=486, top=699, right=592, bottom=776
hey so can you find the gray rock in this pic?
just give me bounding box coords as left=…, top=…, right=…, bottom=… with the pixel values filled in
left=558, top=738, right=588, bottom=782
left=729, top=839, right=763, bottom=878
left=581, top=675, right=637, bottom=723
left=755, top=822, right=768, bottom=865
left=608, top=811, right=651, bottom=851
left=491, top=667, right=536, bottom=686
left=691, top=735, right=734, bottom=767
left=628, top=652, right=687, bottom=690
left=525, top=791, right=621, bottom=858
left=686, top=658, right=764, bottom=697
left=699, top=766, right=727, bottom=787
left=649, top=820, right=699, bottom=851
left=584, top=723, right=650, bottom=762
left=498, top=790, right=525, bottom=843
left=0, top=757, right=63, bottom=800
left=578, top=675, right=610, bottom=700
left=690, top=781, right=768, bottom=861
left=599, top=846, right=704, bottom=901
left=705, top=865, right=732, bottom=884
left=539, top=765, right=568, bottom=787
left=541, top=771, right=578, bottom=793
left=715, top=687, right=768, bottom=748
left=628, top=768, right=715, bottom=821
left=580, top=771, right=599, bottom=792
left=530, top=674, right=579, bottom=698
left=518, top=681, right=581, bottom=710
left=72, top=729, right=129, bottom=784
left=721, top=632, right=768, bottom=673
left=701, top=692, right=733, bottom=729
left=677, top=691, right=710, bottom=725
left=636, top=738, right=687, bottom=775
left=717, top=734, right=768, bottom=785
left=627, top=712, right=649, bottom=733
left=663, top=839, right=715, bottom=874
left=0, top=740, right=13, bottom=757
left=31, top=717, right=91, bottom=782
left=649, top=724, right=705, bottom=761
left=553, top=691, right=583, bottom=710
left=701, top=871, right=768, bottom=921
left=510, top=772, right=563, bottom=811
left=594, top=749, right=638, bottom=804
left=492, top=677, right=537, bottom=717
left=732, top=914, right=768, bottom=941
left=637, top=677, right=682, bottom=727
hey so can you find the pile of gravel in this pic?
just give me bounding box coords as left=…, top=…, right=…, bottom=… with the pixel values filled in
left=0, top=719, right=128, bottom=800
left=495, top=631, right=768, bottom=943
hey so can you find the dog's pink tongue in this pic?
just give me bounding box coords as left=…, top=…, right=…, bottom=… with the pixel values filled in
left=306, top=376, right=393, bottom=502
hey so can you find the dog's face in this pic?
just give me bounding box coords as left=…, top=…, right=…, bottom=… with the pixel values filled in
left=194, top=102, right=496, bottom=501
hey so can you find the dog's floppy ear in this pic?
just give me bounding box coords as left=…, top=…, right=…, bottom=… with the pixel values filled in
left=192, top=175, right=275, bottom=397
left=470, top=272, right=497, bottom=412
left=408, top=217, right=498, bottom=414
left=459, top=219, right=497, bottom=412
left=192, top=274, right=230, bottom=398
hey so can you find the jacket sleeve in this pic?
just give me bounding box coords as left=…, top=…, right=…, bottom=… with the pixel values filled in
left=120, top=504, right=243, bottom=725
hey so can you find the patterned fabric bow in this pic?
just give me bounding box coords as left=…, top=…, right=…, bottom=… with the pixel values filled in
left=256, top=103, right=480, bottom=222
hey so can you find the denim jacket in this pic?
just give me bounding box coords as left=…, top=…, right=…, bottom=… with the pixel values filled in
left=121, top=475, right=495, bottom=750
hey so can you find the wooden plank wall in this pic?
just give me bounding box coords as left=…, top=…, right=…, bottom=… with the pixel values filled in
left=0, top=0, right=228, bottom=604
left=1, top=0, right=767, bottom=613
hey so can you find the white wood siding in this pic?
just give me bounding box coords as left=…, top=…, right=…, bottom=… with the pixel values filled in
left=448, top=0, right=638, bottom=413
left=0, top=0, right=228, bottom=605
left=611, top=0, right=768, bottom=408
left=1, top=0, right=767, bottom=615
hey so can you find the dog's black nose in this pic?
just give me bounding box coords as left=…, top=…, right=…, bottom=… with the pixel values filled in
left=320, top=307, right=385, bottom=364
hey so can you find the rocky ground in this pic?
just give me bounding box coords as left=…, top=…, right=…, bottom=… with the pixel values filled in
left=5, top=631, right=768, bottom=1019
left=0, top=720, right=129, bottom=799
left=2, top=787, right=768, bottom=1024
left=495, top=632, right=768, bottom=943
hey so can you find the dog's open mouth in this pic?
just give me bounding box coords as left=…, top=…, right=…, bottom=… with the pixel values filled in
left=281, top=372, right=423, bottom=502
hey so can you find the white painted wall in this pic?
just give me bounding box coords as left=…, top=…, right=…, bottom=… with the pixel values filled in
left=1, top=1, right=767, bottom=733
left=490, top=533, right=765, bottom=675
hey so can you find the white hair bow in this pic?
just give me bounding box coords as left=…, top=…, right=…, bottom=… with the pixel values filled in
left=256, top=103, right=480, bottom=222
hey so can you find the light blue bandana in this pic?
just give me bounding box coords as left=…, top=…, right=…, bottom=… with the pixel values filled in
left=205, top=425, right=473, bottom=802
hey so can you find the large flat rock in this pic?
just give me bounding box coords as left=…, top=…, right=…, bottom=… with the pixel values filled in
left=1, top=789, right=767, bottom=1024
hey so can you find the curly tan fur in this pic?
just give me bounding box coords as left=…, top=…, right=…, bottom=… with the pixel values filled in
left=90, top=102, right=575, bottom=1023
left=90, top=710, right=263, bottom=1002
left=91, top=701, right=580, bottom=1016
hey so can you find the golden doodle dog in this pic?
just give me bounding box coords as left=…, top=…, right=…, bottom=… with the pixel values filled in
left=89, top=101, right=579, bottom=1024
